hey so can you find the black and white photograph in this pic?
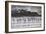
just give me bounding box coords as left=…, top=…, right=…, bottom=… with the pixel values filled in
left=5, top=1, right=45, bottom=33
left=11, top=5, right=41, bottom=28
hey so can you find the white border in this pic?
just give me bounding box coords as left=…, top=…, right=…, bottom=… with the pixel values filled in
left=8, top=2, right=44, bottom=32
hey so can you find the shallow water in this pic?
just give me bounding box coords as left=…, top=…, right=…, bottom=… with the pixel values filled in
left=11, top=16, right=42, bottom=29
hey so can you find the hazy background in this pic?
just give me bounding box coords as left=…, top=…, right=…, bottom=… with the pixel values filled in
left=11, top=5, right=41, bottom=15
